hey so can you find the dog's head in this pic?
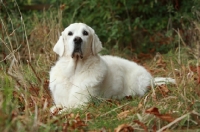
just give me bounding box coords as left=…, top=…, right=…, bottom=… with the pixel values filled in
left=53, top=23, right=102, bottom=59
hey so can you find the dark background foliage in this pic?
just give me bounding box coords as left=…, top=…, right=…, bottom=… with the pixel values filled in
left=1, top=0, right=199, bottom=55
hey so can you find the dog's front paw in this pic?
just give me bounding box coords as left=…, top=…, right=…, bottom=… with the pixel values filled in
left=50, top=105, right=63, bottom=115
left=58, top=108, right=68, bottom=114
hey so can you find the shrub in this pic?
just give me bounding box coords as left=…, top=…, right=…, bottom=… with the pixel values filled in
left=60, top=0, right=196, bottom=53
left=0, top=0, right=199, bottom=56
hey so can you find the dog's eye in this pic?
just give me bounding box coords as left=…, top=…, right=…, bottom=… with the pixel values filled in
left=68, top=31, right=73, bottom=36
left=83, top=30, right=88, bottom=36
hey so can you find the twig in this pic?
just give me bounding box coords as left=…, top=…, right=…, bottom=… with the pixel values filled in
left=27, top=60, right=41, bottom=83
left=0, top=19, right=12, bottom=53
left=192, top=110, right=200, bottom=116
left=157, top=110, right=194, bottom=132
left=178, top=28, right=181, bottom=64
left=173, top=28, right=187, bottom=46
left=7, top=56, right=27, bottom=89
left=7, top=56, right=18, bottom=79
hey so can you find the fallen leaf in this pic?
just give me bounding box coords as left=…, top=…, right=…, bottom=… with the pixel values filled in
left=152, top=123, right=157, bottom=132
left=114, top=124, right=134, bottom=132
left=145, top=107, right=176, bottom=122
left=157, top=114, right=175, bottom=122
left=62, top=122, right=69, bottom=132
left=117, top=110, right=131, bottom=120
left=197, top=66, right=200, bottom=83
left=134, top=120, right=148, bottom=132
left=68, top=113, right=75, bottom=118
left=154, top=53, right=166, bottom=68
left=71, top=114, right=87, bottom=129
left=117, top=108, right=136, bottom=119
left=158, top=85, right=170, bottom=97
left=138, top=103, right=143, bottom=109
left=138, top=53, right=153, bottom=60
left=145, top=107, right=160, bottom=115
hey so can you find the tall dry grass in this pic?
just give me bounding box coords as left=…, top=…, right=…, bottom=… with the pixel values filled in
left=0, top=1, right=64, bottom=131
left=0, top=1, right=200, bottom=131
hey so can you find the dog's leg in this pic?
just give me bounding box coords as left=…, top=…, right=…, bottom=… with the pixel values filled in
left=50, top=105, right=63, bottom=115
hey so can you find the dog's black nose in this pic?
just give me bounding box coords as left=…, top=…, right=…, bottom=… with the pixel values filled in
left=74, top=37, right=82, bottom=44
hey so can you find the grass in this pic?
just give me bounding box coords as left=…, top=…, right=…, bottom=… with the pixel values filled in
left=1, top=2, right=200, bottom=132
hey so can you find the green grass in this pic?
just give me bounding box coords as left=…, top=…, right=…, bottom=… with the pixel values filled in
left=1, top=54, right=200, bottom=131
left=1, top=2, right=200, bottom=132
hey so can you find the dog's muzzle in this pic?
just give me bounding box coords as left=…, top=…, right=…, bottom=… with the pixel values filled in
left=72, top=37, right=83, bottom=59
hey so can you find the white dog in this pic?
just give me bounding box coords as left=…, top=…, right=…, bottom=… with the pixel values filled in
left=49, top=23, right=175, bottom=114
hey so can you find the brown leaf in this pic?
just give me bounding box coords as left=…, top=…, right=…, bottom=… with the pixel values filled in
left=138, top=53, right=153, bottom=60
left=71, top=119, right=87, bottom=129
left=152, top=123, right=157, bottom=132
left=117, top=108, right=136, bottom=119
left=66, top=113, right=75, bottom=119
left=62, top=122, right=69, bottom=132
left=138, top=103, right=143, bottom=109
left=157, top=114, right=175, bottom=122
left=114, top=124, right=134, bottom=132
left=145, top=107, right=160, bottom=115
left=159, top=85, right=169, bottom=93
left=70, top=113, right=87, bottom=129
left=117, top=110, right=131, bottom=120
left=197, top=66, right=200, bottom=83
left=145, top=107, right=175, bottom=122
left=134, top=120, right=148, bottom=132
left=158, top=85, right=170, bottom=97
left=154, top=53, right=166, bottom=68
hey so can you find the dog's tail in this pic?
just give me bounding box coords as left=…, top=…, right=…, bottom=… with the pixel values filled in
left=153, top=77, right=176, bottom=85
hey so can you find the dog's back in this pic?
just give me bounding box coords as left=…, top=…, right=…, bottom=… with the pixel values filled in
left=100, top=55, right=152, bottom=98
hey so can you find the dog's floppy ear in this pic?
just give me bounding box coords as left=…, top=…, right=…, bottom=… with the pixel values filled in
left=53, top=35, right=64, bottom=57
left=92, top=33, right=102, bottom=55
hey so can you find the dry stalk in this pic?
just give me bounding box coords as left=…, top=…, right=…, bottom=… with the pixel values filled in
left=13, top=0, right=32, bottom=62
left=173, top=29, right=187, bottom=46
left=157, top=110, right=199, bottom=132
left=7, top=56, right=27, bottom=89
left=27, top=60, right=41, bottom=83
